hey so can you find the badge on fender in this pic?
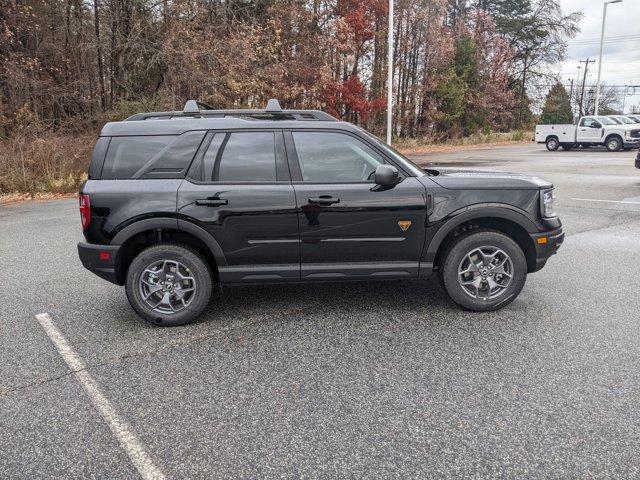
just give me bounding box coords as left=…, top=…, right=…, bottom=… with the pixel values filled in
left=398, top=220, right=412, bottom=232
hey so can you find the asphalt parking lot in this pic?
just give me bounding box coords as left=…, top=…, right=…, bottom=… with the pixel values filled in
left=1, top=143, right=639, bottom=479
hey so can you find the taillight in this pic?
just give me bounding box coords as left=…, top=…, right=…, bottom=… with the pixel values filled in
left=79, top=194, right=91, bottom=230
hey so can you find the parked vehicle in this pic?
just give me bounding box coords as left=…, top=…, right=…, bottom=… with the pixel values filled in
left=535, top=115, right=640, bottom=151
left=79, top=100, right=564, bottom=326
left=607, top=115, right=640, bottom=126
left=627, top=114, right=640, bottom=123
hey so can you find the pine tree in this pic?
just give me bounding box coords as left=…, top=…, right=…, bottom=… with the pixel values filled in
left=540, top=82, right=573, bottom=124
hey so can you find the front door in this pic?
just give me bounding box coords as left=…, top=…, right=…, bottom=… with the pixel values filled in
left=285, top=129, right=427, bottom=280
left=576, top=117, right=603, bottom=143
left=177, top=129, right=299, bottom=283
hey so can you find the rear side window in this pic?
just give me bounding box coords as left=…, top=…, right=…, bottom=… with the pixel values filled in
left=189, top=131, right=277, bottom=182
left=101, top=131, right=205, bottom=179
left=88, top=137, right=110, bottom=179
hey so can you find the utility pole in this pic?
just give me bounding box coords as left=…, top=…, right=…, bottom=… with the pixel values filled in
left=575, top=65, right=582, bottom=116
left=569, top=78, right=574, bottom=115
left=595, top=0, right=623, bottom=115
left=386, top=0, right=394, bottom=145
left=579, top=58, right=595, bottom=116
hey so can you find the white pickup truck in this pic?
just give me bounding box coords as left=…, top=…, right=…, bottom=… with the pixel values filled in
left=535, top=115, right=640, bottom=152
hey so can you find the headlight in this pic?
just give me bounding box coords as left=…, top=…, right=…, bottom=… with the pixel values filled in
left=540, top=188, right=557, bottom=218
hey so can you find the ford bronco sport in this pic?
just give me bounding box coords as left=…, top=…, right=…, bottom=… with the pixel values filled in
left=78, top=100, right=564, bottom=326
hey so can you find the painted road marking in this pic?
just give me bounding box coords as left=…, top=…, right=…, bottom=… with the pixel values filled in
left=571, top=198, right=640, bottom=205
left=35, top=313, right=165, bottom=480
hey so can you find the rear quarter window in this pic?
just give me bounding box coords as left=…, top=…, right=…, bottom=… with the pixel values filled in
left=88, top=137, right=110, bottom=179
left=101, top=131, right=206, bottom=180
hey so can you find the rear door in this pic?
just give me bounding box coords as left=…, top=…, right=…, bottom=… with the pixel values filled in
left=285, top=129, right=427, bottom=280
left=177, top=129, right=300, bottom=284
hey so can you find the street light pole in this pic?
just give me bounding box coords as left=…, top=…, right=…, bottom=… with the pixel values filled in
left=594, top=0, right=623, bottom=115
left=386, top=0, right=394, bottom=145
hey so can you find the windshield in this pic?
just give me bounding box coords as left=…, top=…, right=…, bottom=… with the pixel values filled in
left=614, top=116, right=634, bottom=124
left=627, top=115, right=640, bottom=123
left=596, top=116, right=617, bottom=126
left=355, top=127, right=425, bottom=176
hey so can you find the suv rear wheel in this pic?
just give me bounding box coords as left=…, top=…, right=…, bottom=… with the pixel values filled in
left=125, top=244, right=212, bottom=326
left=440, top=231, right=527, bottom=311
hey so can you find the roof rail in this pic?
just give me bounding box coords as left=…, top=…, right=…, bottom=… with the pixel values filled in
left=125, top=98, right=337, bottom=122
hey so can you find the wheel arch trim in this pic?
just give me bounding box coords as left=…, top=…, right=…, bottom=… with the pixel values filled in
left=110, top=216, right=228, bottom=267
left=424, top=204, right=539, bottom=263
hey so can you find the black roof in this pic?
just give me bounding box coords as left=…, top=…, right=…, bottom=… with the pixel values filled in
left=124, top=99, right=337, bottom=122
left=102, top=99, right=347, bottom=136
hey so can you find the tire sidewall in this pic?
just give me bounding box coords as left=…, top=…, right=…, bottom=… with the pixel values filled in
left=125, top=244, right=212, bottom=326
left=606, top=136, right=621, bottom=152
left=546, top=137, right=559, bottom=151
left=441, top=231, right=527, bottom=312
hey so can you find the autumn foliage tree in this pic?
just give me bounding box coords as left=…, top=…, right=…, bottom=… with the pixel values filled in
left=0, top=0, right=579, bottom=140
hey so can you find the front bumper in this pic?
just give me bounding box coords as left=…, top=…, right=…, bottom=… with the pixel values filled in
left=530, top=226, right=564, bottom=272
left=77, top=242, right=121, bottom=284
left=624, top=137, right=640, bottom=149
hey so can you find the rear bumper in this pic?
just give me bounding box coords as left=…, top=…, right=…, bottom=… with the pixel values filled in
left=77, top=242, right=121, bottom=284
left=529, top=226, right=564, bottom=272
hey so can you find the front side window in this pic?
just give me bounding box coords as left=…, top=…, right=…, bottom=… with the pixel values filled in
left=193, top=131, right=277, bottom=182
left=580, top=117, right=598, bottom=128
left=292, top=131, right=385, bottom=183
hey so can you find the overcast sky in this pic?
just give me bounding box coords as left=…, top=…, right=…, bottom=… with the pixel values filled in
left=557, top=0, right=640, bottom=113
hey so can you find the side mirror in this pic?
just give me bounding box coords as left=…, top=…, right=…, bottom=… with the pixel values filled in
left=592, top=122, right=601, bottom=129
left=374, top=164, right=400, bottom=186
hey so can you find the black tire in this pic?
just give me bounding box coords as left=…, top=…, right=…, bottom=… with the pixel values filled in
left=125, top=243, right=213, bottom=326
left=545, top=137, right=559, bottom=151
left=605, top=136, right=622, bottom=152
left=440, top=230, right=527, bottom=312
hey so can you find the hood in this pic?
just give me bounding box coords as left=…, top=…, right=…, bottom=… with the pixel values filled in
left=423, top=167, right=552, bottom=190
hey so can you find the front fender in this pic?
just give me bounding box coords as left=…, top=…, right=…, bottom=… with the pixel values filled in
left=422, top=203, right=539, bottom=266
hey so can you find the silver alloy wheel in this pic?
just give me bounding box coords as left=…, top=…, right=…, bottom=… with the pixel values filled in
left=607, top=138, right=620, bottom=151
left=457, top=246, right=513, bottom=300
left=139, top=259, right=197, bottom=314
left=546, top=138, right=558, bottom=150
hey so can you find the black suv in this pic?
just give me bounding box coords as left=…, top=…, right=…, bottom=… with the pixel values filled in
left=78, top=100, right=564, bottom=326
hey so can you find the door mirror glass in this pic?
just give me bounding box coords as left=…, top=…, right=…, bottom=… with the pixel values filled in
left=374, top=165, right=400, bottom=186
left=591, top=122, right=601, bottom=129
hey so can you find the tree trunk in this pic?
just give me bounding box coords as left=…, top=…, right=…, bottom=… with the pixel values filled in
left=94, top=0, right=106, bottom=110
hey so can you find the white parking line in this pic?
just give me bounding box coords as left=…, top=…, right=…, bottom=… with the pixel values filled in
left=35, top=313, right=165, bottom=480
left=570, top=198, right=640, bottom=205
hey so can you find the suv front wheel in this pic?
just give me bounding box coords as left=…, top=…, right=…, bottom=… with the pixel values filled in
left=440, top=231, right=527, bottom=311
left=125, top=244, right=213, bottom=326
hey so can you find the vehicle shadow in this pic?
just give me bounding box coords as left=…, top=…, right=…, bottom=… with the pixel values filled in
left=199, top=277, right=459, bottom=327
